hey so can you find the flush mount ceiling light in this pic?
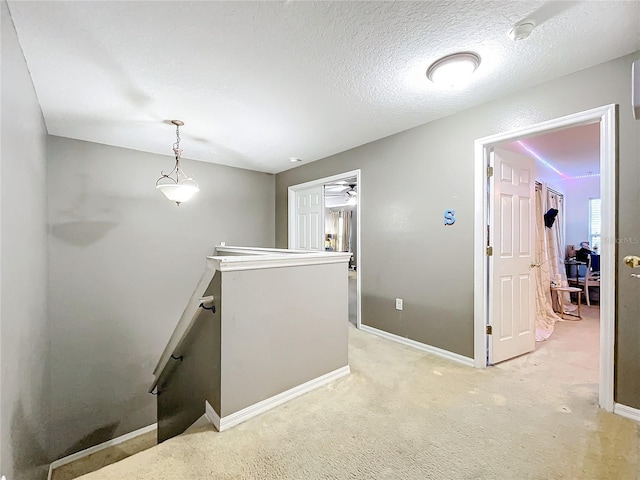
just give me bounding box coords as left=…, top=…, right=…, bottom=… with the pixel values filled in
left=426, top=52, right=481, bottom=88
left=156, top=120, right=199, bottom=206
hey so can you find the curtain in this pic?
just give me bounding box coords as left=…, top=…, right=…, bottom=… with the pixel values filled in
left=327, top=210, right=352, bottom=252
left=545, top=187, right=575, bottom=313
left=535, top=184, right=562, bottom=341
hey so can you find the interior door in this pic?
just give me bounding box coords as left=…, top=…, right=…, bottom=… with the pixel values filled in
left=489, top=148, right=536, bottom=364
left=292, top=186, right=323, bottom=251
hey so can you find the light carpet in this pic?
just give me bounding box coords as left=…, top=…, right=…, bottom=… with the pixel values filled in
left=52, top=431, right=157, bottom=480
left=77, top=306, right=639, bottom=479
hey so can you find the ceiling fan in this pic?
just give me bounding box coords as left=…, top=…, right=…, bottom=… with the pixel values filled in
left=325, top=183, right=357, bottom=197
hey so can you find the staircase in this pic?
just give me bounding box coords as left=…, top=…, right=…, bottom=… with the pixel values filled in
left=150, top=245, right=351, bottom=441
left=49, top=245, right=351, bottom=479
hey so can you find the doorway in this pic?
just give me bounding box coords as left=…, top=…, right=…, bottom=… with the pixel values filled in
left=288, top=169, right=362, bottom=328
left=473, top=105, right=616, bottom=412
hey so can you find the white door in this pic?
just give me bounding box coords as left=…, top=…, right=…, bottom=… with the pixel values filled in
left=489, top=148, right=536, bottom=364
left=292, top=186, right=323, bottom=251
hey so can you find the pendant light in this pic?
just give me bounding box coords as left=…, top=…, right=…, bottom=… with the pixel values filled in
left=156, top=120, right=199, bottom=205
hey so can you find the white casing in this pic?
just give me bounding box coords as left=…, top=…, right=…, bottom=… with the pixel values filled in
left=633, top=60, right=640, bottom=120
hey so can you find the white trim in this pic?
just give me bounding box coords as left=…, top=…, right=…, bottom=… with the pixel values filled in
left=287, top=169, right=362, bottom=328
left=207, top=251, right=352, bottom=272
left=218, top=366, right=350, bottom=431
left=287, top=188, right=297, bottom=250
left=47, top=423, right=157, bottom=480
left=205, top=400, right=221, bottom=431
left=473, top=139, right=490, bottom=369
left=473, top=104, right=617, bottom=413
left=214, top=246, right=311, bottom=256
left=287, top=170, right=361, bottom=191
left=360, top=324, right=474, bottom=367
left=614, top=403, right=640, bottom=423
left=597, top=105, right=616, bottom=412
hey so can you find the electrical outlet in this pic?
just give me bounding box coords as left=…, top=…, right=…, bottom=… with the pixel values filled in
left=395, top=298, right=403, bottom=311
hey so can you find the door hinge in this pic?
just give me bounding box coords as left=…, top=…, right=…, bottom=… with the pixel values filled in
left=486, top=246, right=493, bottom=256
left=487, top=166, right=494, bottom=177
left=486, top=325, right=492, bottom=335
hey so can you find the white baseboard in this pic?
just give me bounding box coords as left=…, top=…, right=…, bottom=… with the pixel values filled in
left=47, top=423, right=157, bottom=480
left=360, top=324, right=474, bottom=367
left=205, top=400, right=221, bottom=431
left=218, top=365, right=350, bottom=431
left=614, top=403, right=640, bottom=423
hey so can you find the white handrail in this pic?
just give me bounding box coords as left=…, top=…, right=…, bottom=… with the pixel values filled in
left=149, top=259, right=217, bottom=393
left=214, top=245, right=314, bottom=256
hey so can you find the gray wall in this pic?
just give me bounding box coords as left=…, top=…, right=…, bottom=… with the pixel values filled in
left=46, top=136, right=274, bottom=458
left=1, top=1, right=50, bottom=478
left=275, top=53, right=640, bottom=407
left=220, top=263, right=349, bottom=417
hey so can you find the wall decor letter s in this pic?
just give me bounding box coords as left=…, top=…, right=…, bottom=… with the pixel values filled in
left=444, top=209, right=455, bottom=226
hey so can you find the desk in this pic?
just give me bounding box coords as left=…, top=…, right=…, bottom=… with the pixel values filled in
left=551, top=286, right=582, bottom=320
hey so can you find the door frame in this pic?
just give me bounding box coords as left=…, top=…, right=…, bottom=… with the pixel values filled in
left=288, top=169, right=362, bottom=328
left=473, top=104, right=617, bottom=412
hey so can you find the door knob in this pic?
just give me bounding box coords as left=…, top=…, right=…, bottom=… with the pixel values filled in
left=530, top=262, right=541, bottom=268
left=631, top=274, right=640, bottom=279
left=623, top=256, right=640, bottom=268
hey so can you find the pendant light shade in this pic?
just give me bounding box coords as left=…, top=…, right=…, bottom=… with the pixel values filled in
left=156, top=120, right=199, bottom=206
left=156, top=182, right=199, bottom=204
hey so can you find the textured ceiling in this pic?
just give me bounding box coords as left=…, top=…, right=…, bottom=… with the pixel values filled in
left=7, top=1, right=640, bottom=173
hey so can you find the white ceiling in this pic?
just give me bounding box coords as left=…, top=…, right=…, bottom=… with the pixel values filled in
left=499, top=122, right=600, bottom=183
left=8, top=1, right=640, bottom=174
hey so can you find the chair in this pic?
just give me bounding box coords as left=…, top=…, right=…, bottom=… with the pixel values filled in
left=579, top=255, right=600, bottom=306
left=566, top=259, right=587, bottom=287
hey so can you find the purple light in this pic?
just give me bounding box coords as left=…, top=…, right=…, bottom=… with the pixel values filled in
left=562, top=173, right=600, bottom=180
left=516, top=141, right=568, bottom=179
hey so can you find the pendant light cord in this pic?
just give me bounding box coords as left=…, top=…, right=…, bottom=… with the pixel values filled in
left=173, top=123, right=182, bottom=182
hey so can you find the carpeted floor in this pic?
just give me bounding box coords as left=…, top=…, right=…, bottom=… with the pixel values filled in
left=74, top=305, right=639, bottom=480
left=52, top=431, right=157, bottom=480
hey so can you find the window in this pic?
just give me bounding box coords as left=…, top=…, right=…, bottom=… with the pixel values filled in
left=589, top=198, right=601, bottom=252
